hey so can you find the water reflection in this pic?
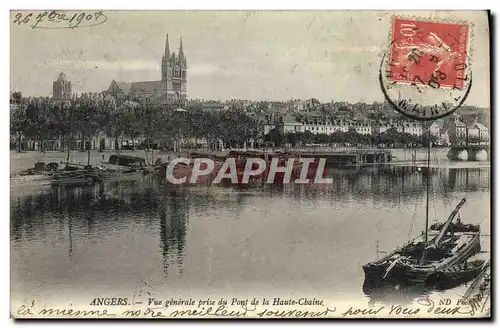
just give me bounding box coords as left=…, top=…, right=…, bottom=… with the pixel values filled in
left=11, top=166, right=490, bottom=248
left=362, top=270, right=478, bottom=307
left=363, top=278, right=431, bottom=307
left=260, top=166, right=490, bottom=205
left=11, top=176, right=192, bottom=280
left=159, top=189, right=189, bottom=277
left=10, top=165, right=490, bottom=303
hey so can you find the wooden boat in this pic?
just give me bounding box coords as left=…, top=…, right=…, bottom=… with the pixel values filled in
left=11, top=171, right=52, bottom=184
left=276, top=150, right=329, bottom=182
left=101, top=154, right=147, bottom=173
left=426, top=258, right=486, bottom=288
left=10, top=161, right=61, bottom=184
left=363, top=258, right=487, bottom=307
left=430, top=221, right=480, bottom=233
left=363, top=198, right=481, bottom=285
left=227, top=150, right=302, bottom=183
left=159, top=160, right=222, bottom=185
left=463, top=259, right=491, bottom=300
left=51, top=169, right=103, bottom=187
left=188, top=151, right=213, bottom=159
left=363, top=133, right=482, bottom=286
left=10, top=161, right=88, bottom=186
left=223, top=150, right=269, bottom=184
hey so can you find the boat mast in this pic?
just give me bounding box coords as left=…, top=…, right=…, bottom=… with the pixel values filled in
left=66, top=100, right=75, bottom=168
left=427, top=198, right=466, bottom=249
left=424, top=122, right=431, bottom=245
left=87, top=142, right=91, bottom=167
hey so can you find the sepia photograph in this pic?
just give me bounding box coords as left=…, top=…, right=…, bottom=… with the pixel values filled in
left=9, top=9, right=491, bottom=319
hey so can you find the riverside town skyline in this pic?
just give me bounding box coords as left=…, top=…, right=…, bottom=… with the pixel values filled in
left=10, top=10, right=491, bottom=320
left=10, top=11, right=490, bottom=107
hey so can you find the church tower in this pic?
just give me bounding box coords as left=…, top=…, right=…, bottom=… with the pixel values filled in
left=179, top=38, right=187, bottom=96
left=161, top=34, right=187, bottom=105
left=161, top=34, right=172, bottom=90
left=53, top=73, right=72, bottom=101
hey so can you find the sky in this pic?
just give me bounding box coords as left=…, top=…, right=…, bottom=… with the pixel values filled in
left=10, top=10, right=490, bottom=106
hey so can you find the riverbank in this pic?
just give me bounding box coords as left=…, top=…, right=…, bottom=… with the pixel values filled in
left=10, top=147, right=489, bottom=175
left=9, top=149, right=191, bottom=174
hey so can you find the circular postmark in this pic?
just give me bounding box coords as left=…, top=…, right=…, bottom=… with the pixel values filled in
left=379, top=16, right=473, bottom=121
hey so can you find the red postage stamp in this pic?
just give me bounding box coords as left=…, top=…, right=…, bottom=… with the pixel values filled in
left=388, top=17, right=470, bottom=89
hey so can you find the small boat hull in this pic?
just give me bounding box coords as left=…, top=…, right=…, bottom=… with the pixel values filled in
left=362, top=263, right=390, bottom=287
left=426, top=259, right=486, bottom=288
left=364, top=197, right=481, bottom=287
left=52, top=177, right=94, bottom=187
left=365, top=232, right=481, bottom=285
left=101, top=163, right=139, bottom=173
left=51, top=169, right=104, bottom=187
left=11, top=173, right=52, bottom=184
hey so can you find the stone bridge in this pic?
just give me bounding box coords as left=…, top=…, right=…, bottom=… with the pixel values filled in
left=447, top=144, right=490, bottom=161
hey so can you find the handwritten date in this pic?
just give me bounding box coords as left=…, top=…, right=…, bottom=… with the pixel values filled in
left=13, top=10, right=107, bottom=29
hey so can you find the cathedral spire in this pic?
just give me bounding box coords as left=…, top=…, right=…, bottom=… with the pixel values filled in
left=178, top=37, right=185, bottom=64
left=164, top=33, right=170, bottom=58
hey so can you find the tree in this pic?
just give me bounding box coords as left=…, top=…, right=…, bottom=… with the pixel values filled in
left=234, top=112, right=258, bottom=147
left=215, top=110, right=258, bottom=148
left=24, top=98, right=52, bottom=151
left=302, top=130, right=314, bottom=145
left=330, top=131, right=347, bottom=144
left=264, top=127, right=283, bottom=147
left=344, top=130, right=364, bottom=146
left=10, top=103, right=28, bottom=152
left=46, top=101, right=72, bottom=151
left=421, top=131, right=438, bottom=147
left=156, top=109, right=189, bottom=151
left=135, top=100, right=164, bottom=150
left=257, top=101, right=270, bottom=112
left=102, top=101, right=125, bottom=151
left=191, top=110, right=223, bottom=150
left=314, top=133, right=330, bottom=145
left=73, top=97, right=107, bottom=151
left=119, top=102, right=142, bottom=150
left=285, top=132, right=302, bottom=147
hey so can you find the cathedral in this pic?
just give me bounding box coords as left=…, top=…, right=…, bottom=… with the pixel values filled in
left=105, top=34, right=187, bottom=107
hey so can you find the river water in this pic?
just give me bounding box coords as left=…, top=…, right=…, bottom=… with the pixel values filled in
left=10, top=159, right=490, bottom=313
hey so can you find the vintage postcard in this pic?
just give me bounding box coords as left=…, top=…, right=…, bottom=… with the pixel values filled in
left=10, top=10, right=491, bottom=319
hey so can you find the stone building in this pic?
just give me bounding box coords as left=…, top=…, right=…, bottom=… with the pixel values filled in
left=467, top=122, right=490, bottom=144
left=444, top=117, right=467, bottom=145
left=53, top=73, right=72, bottom=100
left=105, top=34, right=187, bottom=108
